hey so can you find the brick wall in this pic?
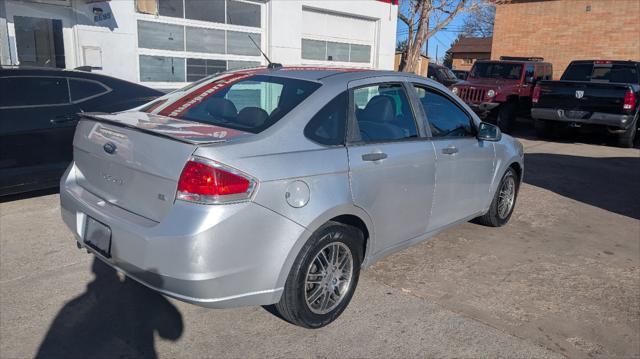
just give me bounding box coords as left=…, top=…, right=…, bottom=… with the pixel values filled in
left=452, top=52, right=491, bottom=71
left=492, top=0, right=640, bottom=79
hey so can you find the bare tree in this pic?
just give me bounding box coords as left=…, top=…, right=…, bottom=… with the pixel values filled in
left=461, top=1, right=495, bottom=37
left=397, top=0, right=480, bottom=72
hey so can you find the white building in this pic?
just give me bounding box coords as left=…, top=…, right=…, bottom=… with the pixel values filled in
left=0, top=0, right=398, bottom=89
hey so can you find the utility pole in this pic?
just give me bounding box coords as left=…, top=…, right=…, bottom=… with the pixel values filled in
left=435, top=44, right=438, bottom=64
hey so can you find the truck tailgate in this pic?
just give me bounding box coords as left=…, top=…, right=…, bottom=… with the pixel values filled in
left=536, top=81, right=630, bottom=115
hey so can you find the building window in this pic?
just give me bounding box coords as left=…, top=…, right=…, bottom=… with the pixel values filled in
left=145, top=0, right=261, bottom=28
left=14, top=16, right=65, bottom=68
left=185, top=27, right=225, bottom=54
left=301, top=39, right=371, bottom=64
left=158, top=0, right=183, bottom=18
left=186, top=58, right=226, bottom=82
left=462, top=58, right=473, bottom=65
left=227, top=0, right=261, bottom=28
left=227, top=31, right=261, bottom=56
left=185, top=0, right=224, bottom=23
left=139, top=55, right=186, bottom=82
left=349, top=44, right=371, bottom=63
left=138, top=21, right=184, bottom=51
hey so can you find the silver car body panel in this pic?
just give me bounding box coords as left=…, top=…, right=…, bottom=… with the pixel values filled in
left=60, top=68, right=524, bottom=308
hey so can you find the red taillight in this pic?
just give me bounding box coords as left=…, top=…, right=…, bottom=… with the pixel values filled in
left=532, top=85, right=541, bottom=104
left=177, top=158, right=255, bottom=204
left=623, top=89, right=636, bottom=111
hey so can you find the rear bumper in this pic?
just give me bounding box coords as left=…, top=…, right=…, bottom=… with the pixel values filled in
left=531, top=108, right=634, bottom=129
left=60, top=163, right=308, bottom=308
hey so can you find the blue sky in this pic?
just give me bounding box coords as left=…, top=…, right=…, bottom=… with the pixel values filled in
left=395, top=1, right=470, bottom=63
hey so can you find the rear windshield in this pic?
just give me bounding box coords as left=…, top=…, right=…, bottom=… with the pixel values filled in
left=561, top=63, right=639, bottom=83
left=145, top=73, right=321, bottom=133
left=470, top=62, right=523, bottom=80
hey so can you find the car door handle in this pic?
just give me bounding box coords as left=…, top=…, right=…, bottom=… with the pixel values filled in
left=50, top=114, right=80, bottom=124
left=362, top=152, right=388, bottom=162
left=441, top=146, right=459, bottom=155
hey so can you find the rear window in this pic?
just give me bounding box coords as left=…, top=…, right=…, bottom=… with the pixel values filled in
left=561, top=63, right=639, bottom=83
left=150, top=73, right=321, bottom=133
left=470, top=62, right=523, bottom=80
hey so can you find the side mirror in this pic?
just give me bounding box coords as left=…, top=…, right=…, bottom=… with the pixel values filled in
left=477, top=122, right=502, bottom=142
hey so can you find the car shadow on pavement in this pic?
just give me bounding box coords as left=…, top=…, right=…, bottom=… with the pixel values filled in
left=524, top=153, right=640, bottom=220
left=35, top=258, right=183, bottom=359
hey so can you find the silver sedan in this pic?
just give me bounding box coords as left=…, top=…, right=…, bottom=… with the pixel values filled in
left=60, top=67, right=524, bottom=328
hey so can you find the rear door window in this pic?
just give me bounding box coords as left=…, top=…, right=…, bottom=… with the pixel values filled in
left=69, top=79, right=110, bottom=102
left=352, top=83, right=418, bottom=142
left=0, top=77, right=69, bottom=107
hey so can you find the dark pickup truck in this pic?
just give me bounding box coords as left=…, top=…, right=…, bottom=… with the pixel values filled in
left=532, top=60, right=640, bottom=147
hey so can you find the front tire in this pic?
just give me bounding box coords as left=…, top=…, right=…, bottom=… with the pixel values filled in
left=497, top=102, right=517, bottom=133
left=273, top=221, right=363, bottom=328
left=476, top=167, right=519, bottom=227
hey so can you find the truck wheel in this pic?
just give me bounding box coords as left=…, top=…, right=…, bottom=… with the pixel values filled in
left=273, top=221, right=363, bottom=328
left=475, top=167, right=519, bottom=227
left=617, top=117, right=637, bottom=148
left=497, top=102, right=516, bottom=133
left=534, top=119, right=555, bottom=139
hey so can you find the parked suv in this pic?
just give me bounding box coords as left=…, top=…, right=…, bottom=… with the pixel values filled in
left=451, top=57, right=553, bottom=132
left=0, top=67, right=162, bottom=196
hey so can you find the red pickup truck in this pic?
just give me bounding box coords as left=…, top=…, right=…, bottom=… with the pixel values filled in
left=451, top=57, right=553, bottom=132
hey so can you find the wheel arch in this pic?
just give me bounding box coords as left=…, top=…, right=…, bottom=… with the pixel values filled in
left=273, top=204, right=374, bottom=293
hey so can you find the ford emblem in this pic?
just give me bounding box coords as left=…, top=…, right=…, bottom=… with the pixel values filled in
left=103, top=142, right=117, bottom=154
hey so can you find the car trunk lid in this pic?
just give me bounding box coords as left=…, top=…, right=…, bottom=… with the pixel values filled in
left=73, top=112, right=251, bottom=222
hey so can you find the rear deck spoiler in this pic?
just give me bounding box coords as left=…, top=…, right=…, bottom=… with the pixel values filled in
left=80, top=112, right=251, bottom=145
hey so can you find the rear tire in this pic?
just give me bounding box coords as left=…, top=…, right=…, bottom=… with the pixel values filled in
left=475, top=167, right=519, bottom=227
left=273, top=221, right=363, bottom=328
left=617, top=116, right=637, bottom=148
left=534, top=119, right=555, bottom=138
left=497, top=102, right=516, bottom=133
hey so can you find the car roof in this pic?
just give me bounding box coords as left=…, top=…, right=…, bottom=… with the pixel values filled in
left=0, top=66, right=130, bottom=81
left=222, top=66, right=427, bottom=84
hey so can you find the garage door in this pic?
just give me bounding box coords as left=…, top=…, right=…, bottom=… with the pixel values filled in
left=301, top=8, right=376, bottom=67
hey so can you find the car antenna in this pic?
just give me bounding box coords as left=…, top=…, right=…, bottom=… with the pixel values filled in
left=247, top=34, right=282, bottom=69
left=226, top=10, right=281, bottom=70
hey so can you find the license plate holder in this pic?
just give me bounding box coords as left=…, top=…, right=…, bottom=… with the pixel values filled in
left=84, top=216, right=112, bottom=258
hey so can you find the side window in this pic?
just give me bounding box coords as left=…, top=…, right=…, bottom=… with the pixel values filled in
left=413, top=85, right=473, bottom=137
left=0, top=77, right=69, bottom=107
left=69, top=79, right=109, bottom=102
left=353, top=83, right=418, bottom=142
left=524, top=64, right=535, bottom=80
left=304, top=91, right=347, bottom=146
